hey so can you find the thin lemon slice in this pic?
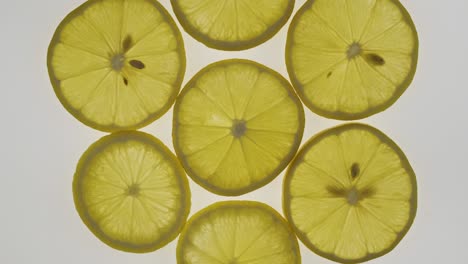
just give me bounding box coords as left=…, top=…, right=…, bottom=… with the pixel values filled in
left=286, top=0, right=418, bottom=120
left=177, top=201, right=301, bottom=264
left=283, top=123, right=417, bottom=263
left=48, top=0, right=186, bottom=132
left=73, top=131, right=190, bottom=253
left=173, top=59, right=304, bottom=196
left=171, top=0, right=295, bottom=50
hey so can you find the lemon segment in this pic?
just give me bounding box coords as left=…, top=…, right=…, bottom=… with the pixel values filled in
left=173, top=59, right=304, bottom=196
left=171, top=0, right=295, bottom=50
left=177, top=201, right=301, bottom=264
left=48, top=0, right=185, bottom=132
left=286, top=0, right=418, bottom=120
left=283, top=123, right=417, bottom=263
left=73, top=131, right=191, bottom=253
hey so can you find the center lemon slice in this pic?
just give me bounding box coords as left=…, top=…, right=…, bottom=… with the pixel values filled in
left=177, top=201, right=301, bottom=264
left=173, top=59, right=304, bottom=196
left=73, top=131, right=191, bottom=253
left=48, top=0, right=186, bottom=132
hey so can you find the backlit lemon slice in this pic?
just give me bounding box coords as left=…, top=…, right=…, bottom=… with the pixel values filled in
left=73, top=131, right=191, bottom=253
left=171, top=0, right=295, bottom=50
left=283, top=123, right=417, bottom=263
left=173, top=59, right=304, bottom=196
left=48, top=0, right=186, bottom=132
left=177, top=201, right=301, bottom=264
left=286, top=0, right=418, bottom=120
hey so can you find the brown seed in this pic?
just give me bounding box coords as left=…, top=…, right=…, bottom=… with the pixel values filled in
left=366, top=53, right=385, bottom=66
left=327, top=186, right=346, bottom=196
left=129, top=60, right=145, bottom=69
left=122, top=35, right=132, bottom=52
left=360, top=187, right=376, bottom=198
left=351, top=163, right=360, bottom=178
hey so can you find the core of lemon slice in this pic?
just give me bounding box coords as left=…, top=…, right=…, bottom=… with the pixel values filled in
left=173, top=59, right=304, bottom=196
left=48, top=0, right=186, bottom=132
left=177, top=200, right=301, bottom=264
left=286, top=0, right=418, bottom=120
left=73, top=131, right=191, bottom=253
left=283, top=123, right=417, bottom=263
left=171, top=0, right=295, bottom=50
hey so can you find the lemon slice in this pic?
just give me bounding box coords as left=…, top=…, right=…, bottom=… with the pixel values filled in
left=173, top=59, right=304, bottom=196
left=48, top=0, right=186, bottom=132
left=283, top=123, right=417, bottom=263
left=171, top=0, right=295, bottom=50
left=286, top=0, right=418, bottom=120
left=73, top=131, right=190, bottom=253
left=177, top=200, right=301, bottom=264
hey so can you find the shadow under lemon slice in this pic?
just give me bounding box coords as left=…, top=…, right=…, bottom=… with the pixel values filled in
left=73, top=131, right=190, bottom=253
left=177, top=201, right=301, bottom=264
left=286, top=0, right=418, bottom=120
left=48, top=0, right=185, bottom=132
left=283, top=123, right=417, bottom=263
left=173, top=59, right=304, bottom=196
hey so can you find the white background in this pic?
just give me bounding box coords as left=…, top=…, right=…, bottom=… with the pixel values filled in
left=1, top=0, right=467, bottom=263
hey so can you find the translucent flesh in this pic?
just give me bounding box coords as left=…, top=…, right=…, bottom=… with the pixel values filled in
left=285, top=125, right=416, bottom=261
left=178, top=202, right=300, bottom=264
left=174, top=0, right=290, bottom=43
left=174, top=60, right=302, bottom=194
left=288, top=0, right=417, bottom=117
left=49, top=0, right=184, bottom=130
left=75, top=133, right=188, bottom=250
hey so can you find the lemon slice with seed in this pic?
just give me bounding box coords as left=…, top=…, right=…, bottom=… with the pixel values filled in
left=173, top=59, right=304, bottom=196
left=73, top=131, right=190, bottom=253
left=283, top=123, right=417, bottom=263
left=171, top=0, right=295, bottom=50
left=286, top=0, right=418, bottom=120
left=48, top=0, right=185, bottom=132
left=177, top=201, right=301, bottom=264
